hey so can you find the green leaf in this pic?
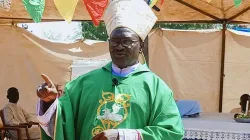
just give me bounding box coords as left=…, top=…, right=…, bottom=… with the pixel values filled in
left=234, top=0, right=242, bottom=8
left=22, top=0, right=45, bottom=23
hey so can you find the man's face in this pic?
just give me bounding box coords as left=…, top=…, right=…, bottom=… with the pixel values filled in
left=109, top=27, right=143, bottom=68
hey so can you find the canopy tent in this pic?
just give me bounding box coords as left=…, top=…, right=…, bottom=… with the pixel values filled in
left=1, top=26, right=250, bottom=114
left=1, top=0, right=250, bottom=23
left=1, top=0, right=250, bottom=113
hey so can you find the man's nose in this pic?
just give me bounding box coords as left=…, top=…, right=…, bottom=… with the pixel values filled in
left=115, top=44, right=125, bottom=51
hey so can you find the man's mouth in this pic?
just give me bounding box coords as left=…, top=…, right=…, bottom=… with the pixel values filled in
left=114, top=53, right=126, bottom=58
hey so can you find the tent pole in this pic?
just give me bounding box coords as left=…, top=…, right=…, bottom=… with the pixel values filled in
left=175, top=0, right=221, bottom=22
left=219, top=21, right=226, bottom=112
left=230, top=21, right=250, bottom=24
left=227, top=5, right=250, bottom=23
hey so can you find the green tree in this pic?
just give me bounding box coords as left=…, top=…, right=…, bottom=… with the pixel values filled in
left=81, top=21, right=242, bottom=41
left=153, top=23, right=220, bottom=30
left=81, top=21, right=109, bottom=41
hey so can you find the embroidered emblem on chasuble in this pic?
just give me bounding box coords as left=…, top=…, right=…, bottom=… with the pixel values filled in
left=92, top=91, right=131, bottom=136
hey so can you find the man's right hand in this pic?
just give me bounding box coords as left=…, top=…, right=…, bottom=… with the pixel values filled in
left=36, top=74, right=58, bottom=102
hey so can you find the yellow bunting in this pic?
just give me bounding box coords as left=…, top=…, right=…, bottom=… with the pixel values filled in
left=54, top=0, right=78, bottom=23
left=149, top=0, right=158, bottom=7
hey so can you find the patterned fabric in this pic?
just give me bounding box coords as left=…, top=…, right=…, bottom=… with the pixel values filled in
left=184, top=129, right=250, bottom=140
left=182, top=113, right=250, bottom=140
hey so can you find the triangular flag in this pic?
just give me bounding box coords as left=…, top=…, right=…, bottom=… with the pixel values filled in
left=22, top=0, right=45, bottom=23
left=54, top=0, right=78, bottom=23
left=23, top=0, right=45, bottom=22
left=146, top=0, right=164, bottom=8
left=83, top=0, right=109, bottom=26
left=149, top=0, right=158, bottom=7
left=206, top=0, right=212, bottom=3
left=234, top=0, right=242, bottom=8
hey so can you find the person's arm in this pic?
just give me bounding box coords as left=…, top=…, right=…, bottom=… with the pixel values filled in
left=22, top=107, right=35, bottom=123
left=35, top=74, right=64, bottom=139
left=36, top=74, right=77, bottom=140
left=3, top=107, right=20, bottom=126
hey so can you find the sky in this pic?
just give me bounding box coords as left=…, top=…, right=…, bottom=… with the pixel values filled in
left=17, top=21, right=83, bottom=44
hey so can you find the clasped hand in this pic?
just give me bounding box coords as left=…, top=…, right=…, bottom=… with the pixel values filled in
left=92, top=129, right=119, bottom=140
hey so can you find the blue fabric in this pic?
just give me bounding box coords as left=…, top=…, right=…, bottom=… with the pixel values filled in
left=176, top=100, right=201, bottom=117
left=233, top=27, right=250, bottom=32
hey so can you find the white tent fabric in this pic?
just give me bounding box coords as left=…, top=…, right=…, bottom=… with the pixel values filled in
left=0, top=26, right=110, bottom=114
left=223, top=29, right=250, bottom=113
left=1, top=25, right=250, bottom=116
left=149, top=29, right=250, bottom=112
left=149, top=29, right=222, bottom=112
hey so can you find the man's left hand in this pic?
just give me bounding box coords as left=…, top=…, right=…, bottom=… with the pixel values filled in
left=92, top=129, right=119, bottom=140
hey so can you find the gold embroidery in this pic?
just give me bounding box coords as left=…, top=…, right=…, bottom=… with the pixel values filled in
left=92, top=125, right=104, bottom=136
left=92, top=91, right=131, bottom=136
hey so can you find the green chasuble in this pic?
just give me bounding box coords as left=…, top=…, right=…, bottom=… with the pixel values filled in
left=41, top=62, right=184, bottom=140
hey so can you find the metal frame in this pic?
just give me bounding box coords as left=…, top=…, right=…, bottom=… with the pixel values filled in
left=1, top=0, right=250, bottom=112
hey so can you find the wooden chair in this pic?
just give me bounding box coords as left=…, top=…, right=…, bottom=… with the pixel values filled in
left=0, top=109, right=39, bottom=140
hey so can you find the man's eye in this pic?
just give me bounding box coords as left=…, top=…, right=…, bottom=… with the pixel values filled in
left=122, top=40, right=132, bottom=44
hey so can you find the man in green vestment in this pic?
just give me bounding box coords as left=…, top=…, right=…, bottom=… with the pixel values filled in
left=36, top=0, right=184, bottom=139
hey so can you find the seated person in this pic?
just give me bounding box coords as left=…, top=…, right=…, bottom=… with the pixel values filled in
left=230, top=94, right=250, bottom=114
left=3, top=87, right=40, bottom=140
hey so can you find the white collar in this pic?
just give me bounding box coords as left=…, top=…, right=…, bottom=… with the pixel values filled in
left=112, top=63, right=140, bottom=77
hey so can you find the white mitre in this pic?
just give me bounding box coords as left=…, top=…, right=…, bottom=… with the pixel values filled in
left=103, top=0, right=157, bottom=41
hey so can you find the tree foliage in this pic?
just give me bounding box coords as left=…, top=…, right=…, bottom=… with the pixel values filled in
left=81, top=22, right=109, bottom=41
left=153, top=23, right=220, bottom=30
left=81, top=21, right=242, bottom=41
